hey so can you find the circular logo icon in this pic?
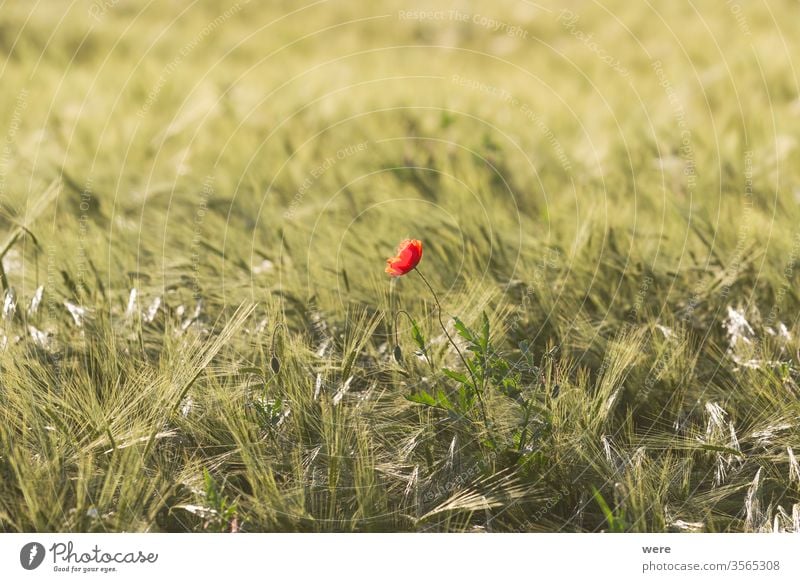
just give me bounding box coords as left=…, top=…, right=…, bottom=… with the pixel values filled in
left=20, top=542, right=46, bottom=570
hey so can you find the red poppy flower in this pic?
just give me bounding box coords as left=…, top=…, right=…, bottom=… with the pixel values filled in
left=385, top=239, right=423, bottom=276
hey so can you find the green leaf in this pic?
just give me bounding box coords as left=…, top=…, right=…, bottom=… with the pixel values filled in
left=591, top=486, right=626, bottom=532
left=453, top=317, right=475, bottom=344
left=406, top=389, right=453, bottom=411
left=501, top=377, right=520, bottom=398
left=443, top=368, right=469, bottom=385
left=434, top=389, right=452, bottom=410
left=411, top=319, right=426, bottom=352
left=480, top=312, right=490, bottom=351
left=406, top=391, right=437, bottom=407
left=456, top=384, right=475, bottom=410
left=591, top=486, right=615, bottom=528
left=203, top=468, right=220, bottom=508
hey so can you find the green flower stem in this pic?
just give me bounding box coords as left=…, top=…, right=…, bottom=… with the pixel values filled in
left=414, top=268, right=492, bottom=437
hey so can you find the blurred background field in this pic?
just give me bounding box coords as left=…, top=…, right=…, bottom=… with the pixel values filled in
left=1, top=0, right=800, bottom=532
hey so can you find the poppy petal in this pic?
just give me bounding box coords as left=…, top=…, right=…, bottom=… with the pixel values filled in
left=384, top=239, right=423, bottom=276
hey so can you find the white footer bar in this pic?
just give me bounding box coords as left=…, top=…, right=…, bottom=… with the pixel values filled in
left=1, top=533, right=797, bottom=581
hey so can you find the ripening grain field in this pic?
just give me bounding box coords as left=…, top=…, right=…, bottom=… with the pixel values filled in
left=1, top=0, right=800, bottom=532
